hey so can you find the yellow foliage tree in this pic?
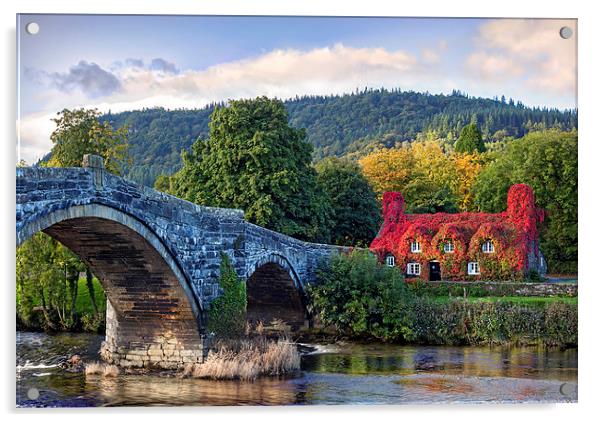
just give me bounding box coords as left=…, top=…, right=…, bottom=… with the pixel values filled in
left=411, top=140, right=459, bottom=196
left=358, top=145, right=418, bottom=198
left=453, top=153, right=483, bottom=212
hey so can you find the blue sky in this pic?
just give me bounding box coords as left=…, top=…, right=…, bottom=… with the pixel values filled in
left=17, top=15, right=577, bottom=163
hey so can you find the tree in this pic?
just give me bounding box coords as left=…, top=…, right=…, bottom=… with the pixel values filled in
left=315, top=157, right=381, bottom=246
left=48, top=108, right=130, bottom=174
left=154, top=173, right=173, bottom=194
left=472, top=130, right=578, bottom=273
left=207, top=253, right=247, bottom=338
left=359, top=142, right=459, bottom=213
left=16, top=233, right=85, bottom=330
left=454, top=123, right=485, bottom=154
left=172, top=97, right=332, bottom=242
left=453, top=152, right=485, bottom=212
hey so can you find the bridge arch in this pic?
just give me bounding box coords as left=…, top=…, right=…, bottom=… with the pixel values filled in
left=245, top=253, right=309, bottom=330
left=17, top=203, right=204, bottom=369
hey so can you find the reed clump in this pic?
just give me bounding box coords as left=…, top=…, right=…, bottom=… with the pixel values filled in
left=84, top=361, right=120, bottom=377
left=181, top=337, right=300, bottom=381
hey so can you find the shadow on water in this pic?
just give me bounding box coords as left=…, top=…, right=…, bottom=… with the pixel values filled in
left=16, top=331, right=577, bottom=407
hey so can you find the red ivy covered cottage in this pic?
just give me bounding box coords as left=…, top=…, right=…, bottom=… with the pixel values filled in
left=370, top=184, right=547, bottom=281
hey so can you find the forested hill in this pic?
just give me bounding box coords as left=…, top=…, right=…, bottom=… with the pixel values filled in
left=100, top=89, right=577, bottom=186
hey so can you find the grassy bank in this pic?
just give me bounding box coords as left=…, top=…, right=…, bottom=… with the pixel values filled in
left=426, top=295, right=577, bottom=307
left=17, top=277, right=106, bottom=333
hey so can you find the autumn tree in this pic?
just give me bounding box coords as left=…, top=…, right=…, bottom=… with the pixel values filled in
left=453, top=153, right=484, bottom=212
left=359, top=142, right=458, bottom=213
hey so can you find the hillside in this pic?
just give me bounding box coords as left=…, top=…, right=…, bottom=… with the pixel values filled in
left=101, top=90, right=577, bottom=186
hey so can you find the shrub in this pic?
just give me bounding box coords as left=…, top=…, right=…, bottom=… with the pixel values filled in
left=309, top=249, right=413, bottom=342
left=207, top=253, right=247, bottom=338
left=81, top=313, right=105, bottom=333
left=544, top=302, right=578, bottom=346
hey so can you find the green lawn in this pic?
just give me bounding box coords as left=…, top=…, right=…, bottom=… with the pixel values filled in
left=74, top=277, right=106, bottom=314
left=428, top=295, right=577, bottom=307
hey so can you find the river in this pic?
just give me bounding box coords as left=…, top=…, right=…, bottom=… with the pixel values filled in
left=16, top=331, right=577, bottom=407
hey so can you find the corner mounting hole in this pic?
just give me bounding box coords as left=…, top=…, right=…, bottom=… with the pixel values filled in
left=25, top=22, right=39, bottom=35
left=559, top=26, right=573, bottom=39
left=27, top=387, right=40, bottom=400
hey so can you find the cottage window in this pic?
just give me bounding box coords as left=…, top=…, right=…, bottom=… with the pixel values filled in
left=411, top=241, right=421, bottom=253
left=407, top=262, right=421, bottom=276
left=385, top=254, right=395, bottom=267
left=468, top=262, right=480, bottom=275
left=443, top=241, right=454, bottom=253
left=481, top=240, right=495, bottom=253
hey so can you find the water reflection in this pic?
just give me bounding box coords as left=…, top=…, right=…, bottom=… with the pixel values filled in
left=17, top=332, right=577, bottom=407
left=303, top=343, right=577, bottom=382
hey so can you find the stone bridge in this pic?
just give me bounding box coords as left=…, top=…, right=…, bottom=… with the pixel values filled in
left=16, top=155, right=343, bottom=369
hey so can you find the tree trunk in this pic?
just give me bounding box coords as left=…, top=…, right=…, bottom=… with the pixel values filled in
left=85, top=269, right=99, bottom=315
left=68, top=271, right=79, bottom=327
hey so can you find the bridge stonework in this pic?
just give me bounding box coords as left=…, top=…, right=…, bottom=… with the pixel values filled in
left=16, top=156, right=342, bottom=369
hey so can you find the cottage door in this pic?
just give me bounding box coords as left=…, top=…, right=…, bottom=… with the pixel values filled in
left=429, top=261, right=441, bottom=281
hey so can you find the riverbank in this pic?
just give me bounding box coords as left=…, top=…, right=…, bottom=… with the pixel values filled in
left=302, top=298, right=577, bottom=348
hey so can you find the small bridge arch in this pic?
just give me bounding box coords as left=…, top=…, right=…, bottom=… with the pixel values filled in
left=245, top=253, right=308, bottom=330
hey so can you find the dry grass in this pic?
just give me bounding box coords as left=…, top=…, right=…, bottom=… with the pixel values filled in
left=181, top=337, right=300, bottom=381
left=85, top=362, right=120, bottom=377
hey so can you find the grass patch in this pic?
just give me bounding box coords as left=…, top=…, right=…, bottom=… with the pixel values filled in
left=428, top=295, right=577, bottom=307
left=75, top=277, right=106, bottom=315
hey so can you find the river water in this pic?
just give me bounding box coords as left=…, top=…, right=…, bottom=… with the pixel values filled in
left=16, top=331, right=577, bottom=407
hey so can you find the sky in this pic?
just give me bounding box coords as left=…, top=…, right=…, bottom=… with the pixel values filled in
left=16, top=15, right=577, bottom=164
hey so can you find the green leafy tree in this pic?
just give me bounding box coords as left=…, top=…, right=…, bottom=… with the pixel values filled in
left=315, top=157, right=381, bottom=246
left=48, top=108, right=130, bottom=175
left=153, top=173, right=173, bottom=194
left=309, top=250, right=414, bottom=342
left=454, top=123, right=485, bottom=154
left=473, top=130, right=578, bottom=273
left=172, top=97, right=332, bottom=242
left=16, top=233, right=86, bottom=330
left=207, top=253, right=247, bottom=338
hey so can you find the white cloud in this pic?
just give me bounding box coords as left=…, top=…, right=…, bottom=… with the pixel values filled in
left=466, top=52, right=523, bottom=80
left=421, top=48, right=440, bottom=64
left=17, top=111, right=57, bottom=165
left=467, top=19, right=577, bottom=95
left=19, top=44, right=443, bottom=163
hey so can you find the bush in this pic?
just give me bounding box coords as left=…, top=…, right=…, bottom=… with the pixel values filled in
left=207, top=254, right=247, bottom=338
left=309, top=249, right=413, bottom=342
